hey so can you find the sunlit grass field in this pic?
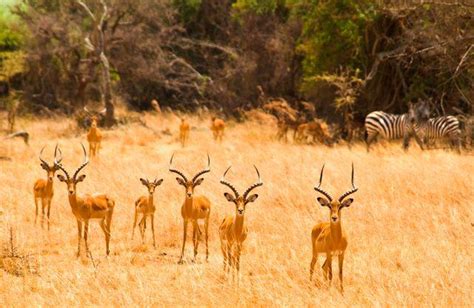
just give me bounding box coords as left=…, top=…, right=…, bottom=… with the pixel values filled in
left=0, top=112, right=472, bottom=306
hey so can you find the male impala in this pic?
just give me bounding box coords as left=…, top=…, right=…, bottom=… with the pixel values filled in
left=33, top=144, right=62, bottom=229
left=219, top=166, right=263, bottom=276
left=210, top=117, right=225, bottom=142
left=169, top=154, right=211, bottom=263
left=55, top=144, right=115, bottom=256
left=84, top=106, right=103, bottom=157
left=132, top=177, right=164, bottom=247
left=179, top=118, right=190, bottom=147
left=309, top=164, right=358, bottom=292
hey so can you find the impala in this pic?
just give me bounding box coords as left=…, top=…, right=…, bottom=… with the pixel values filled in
left=219, top=165, right=263, bottom=276
left=132, top=177, right=164, bottom=247
left=33, top=144, right=62, bottom=229
left=84, top=106, right=104, bottom=157
left=309, top=164, right=358, bottom=292
left=179, top=118, right=190, bottom=147
left=55, top=144, right=115, bottom=256
left=169, top=154, right=211, bottom=263
left=210, top=117, right=225, bottom=142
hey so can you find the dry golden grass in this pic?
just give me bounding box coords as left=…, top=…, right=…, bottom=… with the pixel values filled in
left=0, top=112, right=472, bottom=306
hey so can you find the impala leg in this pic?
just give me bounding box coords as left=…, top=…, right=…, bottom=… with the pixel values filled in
left=47, top=198, right=51, bottom=231
left=76, top=220, right=82, bottom=257
left=84, top=220, right=90, bottom=255
left=34, top=197, right=39, bottom=225
left=338, top=253, right=345, bottom=292
left=151, top=214, right=156, bottom=248
left=132, top=210, right=138, bottom=240
left=310, top=252, right=318, bottom=281
left=220, top=239, right=227, bottom=272
left=204, top=217, right=209, bottom=261
left=105, top=212, right=112, bottom=256
left=99, top=219, right=110, bottom=256
left=138, top=216, right=146, bottom=244
left=235, top=243, right=242, bottom=275
left=40, top=198, right=46, bottom=229
left=179, top=220, right=188, bottom=264
left=192, top=221, right=199, bottom=261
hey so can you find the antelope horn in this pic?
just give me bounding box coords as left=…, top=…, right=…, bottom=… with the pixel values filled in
left=314, top=164, right=333, bottom=201
left=39, top=145, right=48, bottom=166
left=192, top=154, right=211, bottom=183
left=83, top=106, right=91, bottom=114
left=243, top=165, right=263, bottom=200
left=220, top=166, right=239, bottom=198
left=54, top=148, right=70, bottom=180
left=54, top=143, right=63, bottom=164
left=169, top=153, right=188, bottom=182
left=338, top=163, right=358, bottom=202
left=73, top=143, right=89, bottom=180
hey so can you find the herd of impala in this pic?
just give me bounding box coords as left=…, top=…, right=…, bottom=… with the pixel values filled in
left=31, top=114, right=358, bottom=291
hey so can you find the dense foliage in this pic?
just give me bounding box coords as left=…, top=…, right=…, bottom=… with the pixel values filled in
left=0, top=0, right=472, bottom=121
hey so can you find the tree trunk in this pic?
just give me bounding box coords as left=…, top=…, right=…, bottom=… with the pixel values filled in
left=100, top=52, right=115, bottom=127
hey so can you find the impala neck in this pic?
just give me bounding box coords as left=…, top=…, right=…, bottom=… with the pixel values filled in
left=330, top=221, right=343, bottom=241
left=68, top=193, right=79, bottom=210
left=90, top=127, right=97, bottom=134
left=45, top=177, right=54, bottom=192
left=233, top=213, right=245, bottom=237
left=148, top=193, right=154, bottom=207
left=184, top=195, right=193, bottom=211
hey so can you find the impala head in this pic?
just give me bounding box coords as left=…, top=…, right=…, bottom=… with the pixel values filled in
left=55, top=144, right=89, bottom=195
left=220, top=165, right=263, bottom=216
left=169, top=154, right=210, bottom=198
left=84, top=106, right=105, bottom=128
left=90, top=115, right=98, bottom=128
left=39, top=144, right=63, bottom=181
left=314, top=164, right=358, bottom=224
left=140, top=178, right=164, bottom=195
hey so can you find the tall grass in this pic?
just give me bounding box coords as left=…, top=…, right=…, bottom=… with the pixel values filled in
left=0, top=113, right=472, bottom=305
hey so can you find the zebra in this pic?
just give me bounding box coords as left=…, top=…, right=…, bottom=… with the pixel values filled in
left=417, top=115, right=461, bottom=152
left=365, top=101, right=430, bottom=151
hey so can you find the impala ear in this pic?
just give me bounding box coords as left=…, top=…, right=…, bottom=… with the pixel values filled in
left=155, top=179, right=164, bottom=186
left=40, top=162, right=49, bottom=171
left=245, top=194, right=259, bottom=204
left=176, top=177, right=185, bottom=186
left=140, top=178, right=148, bottom=186
left=193, top=178, right=204, bottom=187
left=76, top=174, right=86, bottom=183
left=57, top=174, right=66, bottom=182
left=224, top=192, right=235, bottom=202
left=317, top=197, right=330, bottom=207
left=341, top=198, right=353, bottom=208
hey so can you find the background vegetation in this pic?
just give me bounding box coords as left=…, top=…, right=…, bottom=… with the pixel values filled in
left=0, top=1, right=472, bottom=124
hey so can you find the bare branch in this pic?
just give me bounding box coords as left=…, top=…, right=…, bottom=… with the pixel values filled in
left=76, top=0, right=96, bottom=21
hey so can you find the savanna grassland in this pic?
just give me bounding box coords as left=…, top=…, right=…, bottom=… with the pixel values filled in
left=0, top=112, right=472, bottom=306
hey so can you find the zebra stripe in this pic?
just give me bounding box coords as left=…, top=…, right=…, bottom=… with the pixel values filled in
left=365, top=111, right=412, bottom=140
left=418, top=116, right=461, bottom=141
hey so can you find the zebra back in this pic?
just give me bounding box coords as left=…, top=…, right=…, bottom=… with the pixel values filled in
left=418, top=116, right=461, bottom=140
left=365, top=111, right=412, bottom=140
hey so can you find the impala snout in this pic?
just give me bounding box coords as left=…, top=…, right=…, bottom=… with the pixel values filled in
left=237, top=208, right=244, bottom=215
left=331, top=215, right=338, bottom=222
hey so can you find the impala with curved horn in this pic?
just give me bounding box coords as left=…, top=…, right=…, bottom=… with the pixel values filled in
left=169, top=153, right=211, bottom=263
left=84, top=106, right=104, bottom=157
left=309, top=164, right=358, bottom=292
left=219, top=165, right=263, bottom=276
left=33, top=144, right=62, bottom=229
left=132, top=177, right=164, bottom=247
left=55, top=144, right=115, bottom=256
